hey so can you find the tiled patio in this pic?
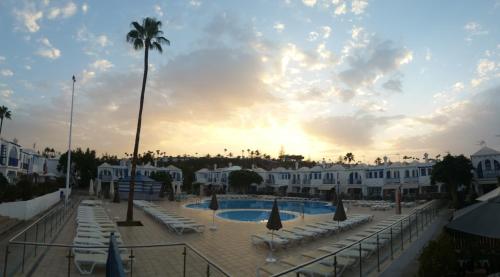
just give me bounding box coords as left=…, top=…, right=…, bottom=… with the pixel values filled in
left=29, top=198, right=421, bottom=276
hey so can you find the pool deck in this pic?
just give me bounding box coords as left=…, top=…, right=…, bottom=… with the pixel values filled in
left=28, top=197, right=424, bottom=276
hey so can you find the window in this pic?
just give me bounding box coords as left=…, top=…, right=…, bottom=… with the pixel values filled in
left=405, top=170, right=410, bottom=178
left=420, top=168, right=426, bottom=176
left=427, top=168, right=432, bottom=175
left=386, top=171, right=391, bottom=178
left=485, top=160, right=492, bottom=171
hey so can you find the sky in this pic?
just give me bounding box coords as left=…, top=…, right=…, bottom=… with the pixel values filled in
left=0, top=0, right=499, bottom=163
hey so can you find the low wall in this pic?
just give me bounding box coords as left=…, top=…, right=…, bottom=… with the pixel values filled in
left=0, top=188, right=71, bottom=220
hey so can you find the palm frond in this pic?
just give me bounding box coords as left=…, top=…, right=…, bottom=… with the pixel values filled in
left=156, top=36, right=170, bottom=46
left=133, top=39, right=144, bottom=50
left=150, top=41, right=163, bottom=53
left=126, top=30, right=141, bottom=43
left=131, top=21, right=144, bottom=34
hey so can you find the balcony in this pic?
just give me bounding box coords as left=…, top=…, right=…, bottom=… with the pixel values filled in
left=479, top=170, right=500, bottom=179
left=385, top=178, right=401, bottom=184
left=322, top=178, right=334, bottom=184
left=403, top=177, right=419, bottom=184
left=8, top=158, right=18, bottom=167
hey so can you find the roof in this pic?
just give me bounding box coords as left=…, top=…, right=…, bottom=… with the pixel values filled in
left=196, top=168, right=209, bottom=173
left=477, top=187, right=500, bottom=202
left=298, top=166, right=311, bottom=172
left=472, top=146, right=500, bottom=156
left=99, top=162, right=112, bottom=167
left=446, top=195, right=500, bottom=239
left=252, top=167, right=266, bottom=172
left=310, top=165, right=323, bottom=171
left=165, top=165, right=181, bottom=171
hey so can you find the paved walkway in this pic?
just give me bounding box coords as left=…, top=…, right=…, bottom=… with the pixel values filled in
left=379, top=209, right=452, bottom=277
left=27, top=198, right=422, bottom=276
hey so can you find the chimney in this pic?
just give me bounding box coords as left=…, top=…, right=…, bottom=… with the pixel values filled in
left=423, top=153, right=429, bottom=163
left=251, top=163, right=255, bottom=169
left=228, top=162, right=232, bottom=167
left=214, top=163, right=217, bottom=170
left=383, top=156, right=388, bottom=166
left=295, top=161, right=299, bottom=170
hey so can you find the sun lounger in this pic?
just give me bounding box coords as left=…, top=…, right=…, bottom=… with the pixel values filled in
left=251, top=233, right=289, bottom=248
left=283, top=228, right=317, bottom=238
left=73, top=251, right=130, bottom=275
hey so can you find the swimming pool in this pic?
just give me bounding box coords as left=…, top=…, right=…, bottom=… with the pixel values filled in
left=217, top=210, right=297, bottom=222
left=186, top=199, right=335, bottom=214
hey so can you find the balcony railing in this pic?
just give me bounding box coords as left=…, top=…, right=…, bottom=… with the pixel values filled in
left=385, top=178, right=401, bottom=184
left=322, top=179, right=335, bottom=184
left=479, top=170, right=500, bottom=179
left=3, top=198, right=231, bottom=277
left=270, top=200, right=442, bottom=277
left=403, top=177, right=419, bottom=183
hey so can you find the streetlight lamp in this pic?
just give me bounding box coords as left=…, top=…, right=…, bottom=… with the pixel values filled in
left=65, top=75, right=76, bottom=205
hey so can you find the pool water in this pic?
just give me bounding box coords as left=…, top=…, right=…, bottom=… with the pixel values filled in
left=217, top=210, right=296, bottom=222
left=186, top=199, right=335, bottom=214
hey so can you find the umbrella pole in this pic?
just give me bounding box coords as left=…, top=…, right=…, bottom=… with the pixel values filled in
left=266, top=230, right=277, bottom=263
left=210, top=210, right=217, bottom=231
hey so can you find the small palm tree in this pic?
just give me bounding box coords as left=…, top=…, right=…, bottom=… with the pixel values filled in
left=0, top=106, right=12, bottom=138
left=343, top=152, right=355, bottom=164
left=125, top=17, right=170, bottom=222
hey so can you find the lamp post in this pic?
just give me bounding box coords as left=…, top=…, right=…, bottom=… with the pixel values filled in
left=65, top=75, right=76, bottom=205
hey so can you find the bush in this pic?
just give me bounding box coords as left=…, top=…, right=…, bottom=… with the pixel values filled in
left=0, top=177, right=61, bottom=203
left=418, top=233, right=458, bottom=277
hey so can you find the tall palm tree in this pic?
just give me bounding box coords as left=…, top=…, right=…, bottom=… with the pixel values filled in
left=125, top=17, right=170, bottom=222
left=0, top=106, right=12, bottom=138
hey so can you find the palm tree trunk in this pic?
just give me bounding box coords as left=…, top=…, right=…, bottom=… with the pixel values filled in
left=126, top=45, right=149, bottom=222
left=0, top=118, right=3, bottom=138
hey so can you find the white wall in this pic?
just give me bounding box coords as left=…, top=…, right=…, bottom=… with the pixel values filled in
left=0, top=188, right=70, bottom=220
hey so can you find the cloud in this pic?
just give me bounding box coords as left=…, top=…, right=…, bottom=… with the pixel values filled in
left=14, top=5, right=43, bottom=32
left=76, top=27, right=112, bottom=55
left=154, top=5, right=163, bottom=17
left=189, top=0, right=202, bottom=7
left=1, top=69, right=14, bottom=77
left=302, top=0, right=317, bottom=7
left=82, top=3, right=88, bottom=14
left=90, top=59, right=114, bottom=71
left=304, top=113, right=404, bottom=147
left=464, top=21, right=488, bottom=41
left=351, top=0, right=369, bottom=15
left=394, top=86, right=500, bottom=155
left=425, top=48, right=431, bottom=61
left=47, top=2, right=77, bottom=19
left=36, top=38, right=61, bottom=59
left=308, top=31, right=319, bottom=41
left=382, top=78, right=402, bottom=92
left=334, top=2, right=347, bottom=15
left=477, top=58, right=496, bottom=76
left=452, top=82, right=464, bottom=92
left=322, top=26, right=331, bottom=38
left=273, top=22, right=285, bottom=33
left=338, top=39, right=413, bottom=91
left=1, top=89, right=13, bottom=98
left=0, top=56, right=5, bottom=63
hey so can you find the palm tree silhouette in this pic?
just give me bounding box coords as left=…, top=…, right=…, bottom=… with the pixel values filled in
left=0, top=106, right=12, bottom=138
left=125, top=17, right=170, bottom=222
left=343, top=152, right=355, bottom=164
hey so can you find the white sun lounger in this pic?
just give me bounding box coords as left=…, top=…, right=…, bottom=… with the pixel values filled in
left=251, top=233, right=289, bottom=248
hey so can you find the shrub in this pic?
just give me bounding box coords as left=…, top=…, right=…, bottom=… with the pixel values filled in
left=418, top=233, right=458, bottom=277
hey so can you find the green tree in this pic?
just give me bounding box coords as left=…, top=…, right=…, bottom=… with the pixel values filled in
left=431, top=154, right=473, bottom=208
left=228, top=170, right=263, bottom=194
left=58, top=148, right=98, bottom=189
left=418, top=233, right=458, bottom=276
left=125, top=17, right=170, bottom=222
left=343, top=152, right=355, bottom=164
left=0, top=105, right=12, bottom=137
left=374, top=157, right=383, bottom=165
left=150, top=171, right=173, bottom=200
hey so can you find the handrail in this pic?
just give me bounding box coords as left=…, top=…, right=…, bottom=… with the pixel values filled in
left=270, top=200, right=439, bottom=276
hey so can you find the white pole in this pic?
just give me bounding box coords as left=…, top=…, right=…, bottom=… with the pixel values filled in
left=65, top=75, right=76, bottom=205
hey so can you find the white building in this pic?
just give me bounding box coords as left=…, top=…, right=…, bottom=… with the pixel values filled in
left=97, top=160, right=184, bottom=193
left=471, top=146, right=500, bottom=193
left=0, top=138, right=60, bottom=183
left=194, top=157, right=435, bottom=199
